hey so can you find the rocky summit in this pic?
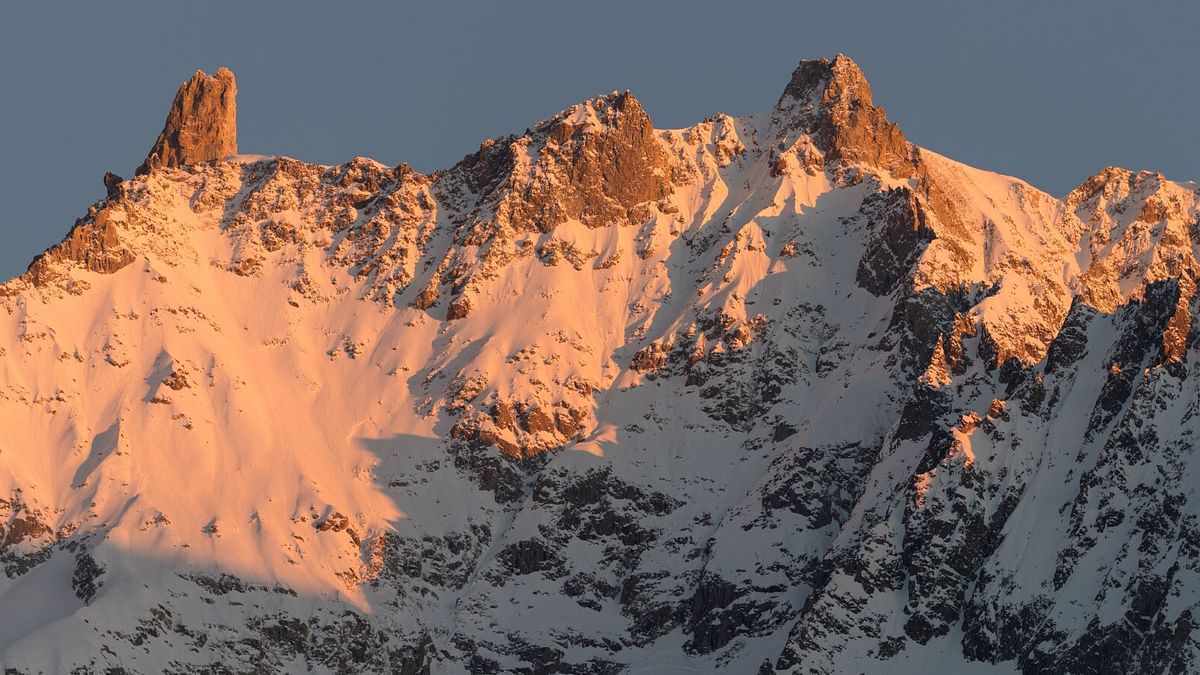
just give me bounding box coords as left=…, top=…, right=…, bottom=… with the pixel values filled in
left=136, top=67, right=238, bottom=175
left=0, top=55, right=1198, bottom=674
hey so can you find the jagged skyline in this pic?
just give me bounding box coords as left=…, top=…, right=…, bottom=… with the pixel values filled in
left=1, top=46, right=1197, bottom=672
left=0, top=1, right=1197, bottom=281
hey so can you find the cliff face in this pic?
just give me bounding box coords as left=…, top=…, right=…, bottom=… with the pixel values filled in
left=0, top=57, right=1198, bottom=675
left=136, top=67, right=237, bottom=174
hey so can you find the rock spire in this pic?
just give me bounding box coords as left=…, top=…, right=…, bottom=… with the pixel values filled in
left=137, top=67, right=237, bottom=174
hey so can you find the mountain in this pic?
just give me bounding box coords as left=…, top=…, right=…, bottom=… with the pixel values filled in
left=0, top=55, right=1197, bottom=674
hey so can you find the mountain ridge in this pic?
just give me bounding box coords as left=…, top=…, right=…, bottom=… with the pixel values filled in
left=0, top=56, right=1196, bottom=674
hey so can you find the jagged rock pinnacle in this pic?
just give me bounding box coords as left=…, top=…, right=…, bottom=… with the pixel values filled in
left=136, top=67, right=237, bottom=175
left=778, top=54, right=873, bottom=110
left=773, top=54, right=914, bottom=178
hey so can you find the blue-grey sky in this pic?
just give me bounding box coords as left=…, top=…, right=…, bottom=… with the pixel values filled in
left=1, top=1, right=1196, bottom=280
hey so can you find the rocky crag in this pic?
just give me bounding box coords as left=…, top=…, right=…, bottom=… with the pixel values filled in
left=136, top=67, right=238, bottom=174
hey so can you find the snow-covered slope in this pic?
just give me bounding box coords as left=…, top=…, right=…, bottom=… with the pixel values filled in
left=0, top=55, right=1197, bottom=674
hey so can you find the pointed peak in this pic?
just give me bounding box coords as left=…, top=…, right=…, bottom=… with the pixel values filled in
left=1066, top=166, right=1169, bottom=208
left=612, top=89, right=643, bottom=113
left=778, top=53, right=872, bottom=110
left=772, top=54, right=914, bottom=179
left=137, top=67, right=238, bottom=175
left=1067, top=166, right=1128, bottom=204
left=452, top=87, right=669, bottom=233
left=531, top=89, right=651, bottom=139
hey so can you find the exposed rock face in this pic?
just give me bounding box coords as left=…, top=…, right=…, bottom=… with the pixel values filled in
left=855, top=187, right=934, bottom=296
left=509, top=90, right=671, bottom=230
left=772, top=54, right=916, bottom=179
left=137, top=67, right=237, bottom=174
left=410, top=90, right=671, bottom=325
left=1069, top=165, right=1200, bottom=313
left=23, top=206, right=137, bottom=285
left=461, top=90, right=671, bottom=232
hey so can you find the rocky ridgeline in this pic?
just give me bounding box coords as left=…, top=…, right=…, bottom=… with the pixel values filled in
left=0, top=57, right=1197, bottom=674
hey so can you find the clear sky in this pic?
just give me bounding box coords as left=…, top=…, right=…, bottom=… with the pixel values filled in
left=1, top=1, right=1196, bottom=279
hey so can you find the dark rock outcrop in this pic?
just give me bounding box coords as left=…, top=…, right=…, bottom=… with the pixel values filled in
left=856, top=187, right=935, bottom=296
left=103, top=171, right=124, bottom=198
left=72, top=551, right=104, bottom=604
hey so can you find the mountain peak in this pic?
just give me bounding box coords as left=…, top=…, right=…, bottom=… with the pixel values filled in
left=531, top=89, right=649, bottom=139
left=772, top=54, right=914, bottom=178
left=1065, top=165, right=1180, bottom=209
left=454, top=87, right=669, bottom=236
left=1066, top=165, right=1135, bottom=205
left=136, top=67, right=238, bottom=175
left=777, top=54, right=871, bottom=109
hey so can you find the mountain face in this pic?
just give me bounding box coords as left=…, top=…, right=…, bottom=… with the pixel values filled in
left=0, top=55, right=1197, bottom=674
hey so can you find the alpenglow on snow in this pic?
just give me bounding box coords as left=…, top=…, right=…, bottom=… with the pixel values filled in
left=0, top=56, right=1197, bottom=674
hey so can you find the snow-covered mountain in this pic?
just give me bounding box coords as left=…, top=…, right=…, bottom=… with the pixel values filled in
left=0, top=55, right=1197, bottom=674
